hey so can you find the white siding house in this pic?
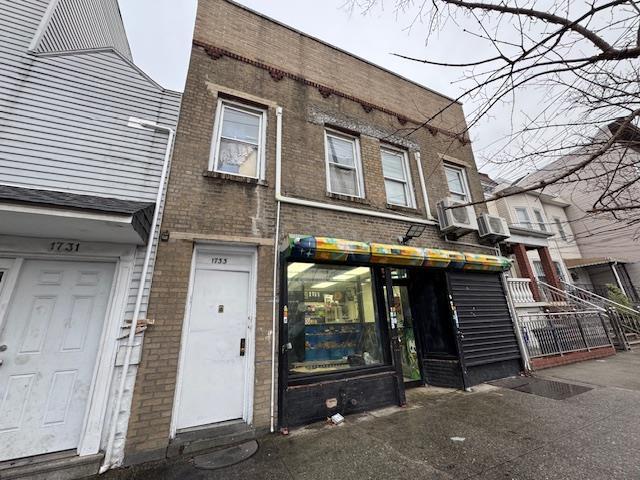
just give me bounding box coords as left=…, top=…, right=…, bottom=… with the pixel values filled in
left=0, top=0, right=181, bottom=475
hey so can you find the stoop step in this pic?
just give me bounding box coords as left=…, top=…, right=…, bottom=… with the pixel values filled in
left=166, top=420, right=256, bottom=459
left=0, top=450, right=103, bottom=480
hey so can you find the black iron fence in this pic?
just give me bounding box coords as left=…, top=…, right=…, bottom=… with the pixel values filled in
left=518, top=311, right=613, bottom=358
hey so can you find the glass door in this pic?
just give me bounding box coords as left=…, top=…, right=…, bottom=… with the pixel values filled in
left=384, top=269, right=422, bottom=385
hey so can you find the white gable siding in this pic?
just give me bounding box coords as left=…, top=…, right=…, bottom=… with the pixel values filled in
left=34, top=0, right=132, bottom=59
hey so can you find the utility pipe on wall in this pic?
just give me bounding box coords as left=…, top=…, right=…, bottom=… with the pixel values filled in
left=269, top=107, right=283, bottom=433
left=101, top=118, right=175, bottom=473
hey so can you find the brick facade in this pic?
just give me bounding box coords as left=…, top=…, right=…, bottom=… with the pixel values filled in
left=125, top=0, right=494, bottom=463
left=530, top=346, right=615, bottom=370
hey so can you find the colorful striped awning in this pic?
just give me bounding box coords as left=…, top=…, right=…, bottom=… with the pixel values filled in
left=286, top=235, right=512, bottom=272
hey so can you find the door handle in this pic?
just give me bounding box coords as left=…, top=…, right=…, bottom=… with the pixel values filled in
left=240, top=338, right=246, bottom=356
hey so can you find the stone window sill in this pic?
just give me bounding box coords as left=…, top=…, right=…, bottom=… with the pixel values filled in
left=325, top=192, right=370, bottom=205
left=203, top=170, right=268, bottom=186
left=385, top=203, right=423, bottom=215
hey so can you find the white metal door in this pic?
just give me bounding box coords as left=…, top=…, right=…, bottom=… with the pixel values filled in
left=0, top=260, right=114, bottom=461
left=177, top=266, right=251, bottom=429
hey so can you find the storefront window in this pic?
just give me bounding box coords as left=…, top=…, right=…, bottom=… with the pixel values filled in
left=287, top=263, right=385, bottom=376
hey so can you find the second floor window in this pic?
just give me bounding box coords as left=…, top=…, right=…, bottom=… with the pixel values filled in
left=325, top=130, right=364, bottom=198
left=444, top=164, right=470, bottom=202
left=532, top=209, right=547, bottom=231
left=210, top=100, right=266, bottom=179
left=515, top=207, right=532, bottom=229
left=381, top=148, right=414, bottom=207
left=554, top=217, right=568, bottom=241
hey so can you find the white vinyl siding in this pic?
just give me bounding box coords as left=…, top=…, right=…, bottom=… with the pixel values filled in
left=444, top=164, right=470, bottom=202
left=324, top=130, right=364, bottom=198
left=381, top=147, right=414, bottom=207
left=209, top=100, right=266, bottom=179
left=0, top=1, right=182, bottom=465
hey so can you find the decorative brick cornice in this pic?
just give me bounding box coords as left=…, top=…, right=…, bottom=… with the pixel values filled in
left=193, top=39, right=469, bottom=145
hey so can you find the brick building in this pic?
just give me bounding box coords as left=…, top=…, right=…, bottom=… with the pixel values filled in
left=124, top=0, right=521, bottom=464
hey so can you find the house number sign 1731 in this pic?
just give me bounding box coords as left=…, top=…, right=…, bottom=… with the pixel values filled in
left=49, top=241, right=80, bottom=252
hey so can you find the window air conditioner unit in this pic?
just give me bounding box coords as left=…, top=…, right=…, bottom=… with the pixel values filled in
left=436, top=197, right=478, bottom=238
left=477, top=213, right=511, bottom=244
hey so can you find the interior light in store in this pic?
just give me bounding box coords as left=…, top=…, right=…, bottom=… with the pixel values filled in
left=287, top=262, right=314, bottom=278
left=310, top=281, right=337, bottom=289
left=331, top=267, right=370, bottom=281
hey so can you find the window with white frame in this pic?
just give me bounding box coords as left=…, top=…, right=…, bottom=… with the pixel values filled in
left=324, top=130, right=364, bottom=198
left=210, top=99, right=266, bottom=179
left=381, top=147, right=414, bottom=207
left=533, top=260, right=565, bottom=282
left=554, top=217, right=568, bottom=241
left=514, top=207, right=533, bottom=229
left=444, top=164, right=470, bottom=202
left=532, top=208, right=547, bottom=231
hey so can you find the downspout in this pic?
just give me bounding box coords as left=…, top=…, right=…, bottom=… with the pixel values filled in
left=270, top=106, right=283, bottom=433
left=101, top=119, right=175, bottom=473
left=414, top=152, right=433, bottom=220
left=611, top=261, right=628, bottom=297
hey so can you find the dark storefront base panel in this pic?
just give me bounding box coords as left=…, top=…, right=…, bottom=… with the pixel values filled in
left=423, top=358, right=464, bottom=389
left=466, top=358, right=522, bottom=387
left=284, top=371, right=399, bottom=427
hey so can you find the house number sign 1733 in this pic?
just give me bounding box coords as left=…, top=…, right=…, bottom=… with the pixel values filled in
left=49, top=241, right=80, bottom=252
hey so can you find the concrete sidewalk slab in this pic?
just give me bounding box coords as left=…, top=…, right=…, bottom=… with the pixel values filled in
left=103, top=351, right=640, bottom=480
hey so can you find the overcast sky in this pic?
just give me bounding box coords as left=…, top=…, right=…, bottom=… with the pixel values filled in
left=118, top=0, right=526, bottom=177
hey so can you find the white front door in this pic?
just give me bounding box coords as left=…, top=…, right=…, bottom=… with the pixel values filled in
left=0, top=260, right=114, bottom=461
left=176, top=251, right=253, bottom=430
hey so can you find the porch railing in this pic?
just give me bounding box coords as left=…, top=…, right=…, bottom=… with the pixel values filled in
left=506, top=278, right=537, bottom=304
left=517, top=311, right=613, bottom=359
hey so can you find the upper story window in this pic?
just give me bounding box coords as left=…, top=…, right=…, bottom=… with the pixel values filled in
left=324, top=130, right=364, bottom=198
left=514, top=207, right=533, bottom=229
left=444, top=164, right=470, bottom=202
left=532, top=208, right=548, bottom=231
left=210, top=99, right=266, bottom=179
left=381, top=147, right=415, bottom=208
left=554, top=217, right=568, bottom=241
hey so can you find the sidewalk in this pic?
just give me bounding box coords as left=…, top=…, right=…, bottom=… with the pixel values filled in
left=106, top=351, right=640, bottom=480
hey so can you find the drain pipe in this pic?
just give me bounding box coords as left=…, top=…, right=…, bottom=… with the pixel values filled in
left=269, top=106, right=283, bottom=433
left=101, top=118, right=175, bottom=473
left=611, top=261, right=628, bottom=297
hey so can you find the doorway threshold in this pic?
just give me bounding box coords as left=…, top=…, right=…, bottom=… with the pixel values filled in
left=0, top=450, right=104, bottom=480
left=168, top=420, right=255, bottom=459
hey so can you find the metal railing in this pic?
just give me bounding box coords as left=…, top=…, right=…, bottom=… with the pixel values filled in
left=537, top=281, right=605, bottom=310
left=517, top=311, right=613, bottom=358
left=563, top=281, right=640, bottom=315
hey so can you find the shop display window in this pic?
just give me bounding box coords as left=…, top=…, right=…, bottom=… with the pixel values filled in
left=287, top=263, right=385, bottom=375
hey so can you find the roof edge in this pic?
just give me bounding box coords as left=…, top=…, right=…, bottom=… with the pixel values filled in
left=219, top=0, right=461, bottom=106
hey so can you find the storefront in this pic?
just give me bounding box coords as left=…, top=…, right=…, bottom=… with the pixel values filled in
left=278, top=235, right=521, bottom=429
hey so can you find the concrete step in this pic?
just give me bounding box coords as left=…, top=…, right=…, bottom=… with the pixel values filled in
left=167, top=421, right=256, bottom=459
left=0, top=451, right=103, bottom=480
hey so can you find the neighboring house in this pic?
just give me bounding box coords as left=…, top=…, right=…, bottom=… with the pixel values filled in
left=483, top=173, right=635, bottom=370
left=518, top=120, right=640, bottom=305
left=0, top=0, right=180, bottom=476
left=124, top=0, right=520, bottom=466
left=484, top=176, right=638, bottom=303
left=485, top=182, right=575, bottom=295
